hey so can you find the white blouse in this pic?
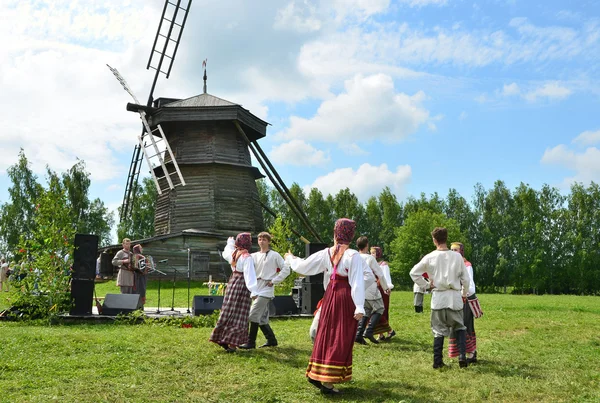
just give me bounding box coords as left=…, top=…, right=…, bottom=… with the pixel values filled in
left=222, top=238, right=258, bottom=294
left=360, top=253, right=390, bottom=300
left=285, top=248, right=367, bottom=315
left=380, top=262, right=394, bottom=290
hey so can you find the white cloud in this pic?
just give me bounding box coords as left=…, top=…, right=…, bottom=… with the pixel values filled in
left=502, top=82, right=521, bottom=96
left=308, top=163, right=412, bottom=202
left=278, top=74, right=430, bottom=143
left=573, top=130, right=600, bottom=147
left=0, top=2, right=160, bottom=181
left=274, top=1, right=322, bottom=33
left=523, top=82, right=572, bottom=102
left=330, top=0, right=390, bottom=21
left=399, top=0, right=448, bottom=7
left=340, top=143, right=369, bottom=156
left=458, top=111, right=468, bottom=121
left=542, top=142, right=600, bottom=186
left=269, top=140, right=330, bottom=167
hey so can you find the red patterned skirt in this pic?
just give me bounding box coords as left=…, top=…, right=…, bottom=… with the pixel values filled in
left=448, top=299, right=476, bottom=357
left=306, top=277, right=357, bottom=384
left=371, top=285, right=392, bottom=335
left=209, top=272, right=251, bottom=347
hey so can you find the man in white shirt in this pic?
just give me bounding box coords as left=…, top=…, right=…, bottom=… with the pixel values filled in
left=355, top=236, right=390, bottom=344
left=239, top=232, right=290, bottom=349
left=410, top=227, right=470, bottom=369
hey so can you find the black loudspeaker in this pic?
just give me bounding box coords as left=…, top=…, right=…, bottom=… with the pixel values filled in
left=305, top=242, right=329, bottom=257
left=100, top=252, right=113, bottom=278
left=70, top=279, right=94, bottom=315
left=269, top=296, right=299, bottom=317
left=73, top=234, right=99, bottom=280
left=192, top=295, right=224, bottom=316
left=301, top=282, right=325, bottom=315
left=101, top=294, right=143, bottom=316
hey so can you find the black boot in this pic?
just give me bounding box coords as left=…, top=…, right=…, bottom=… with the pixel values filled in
left=433, top=337, right=445, bottom=369
left=239, top=322, right=259, bottom=349
left=419, top=306, right=424, bottom=313
left=467, top=350, right=477, bottom=364
left=259, top=324, right=278, bottom=348
left=364, top=312, right=382, bottom=344
left=414, top=305, right=419, bottom=313
left=355, top=316, right=368, bottom=345
left=456, top=329, right=468, bottom=368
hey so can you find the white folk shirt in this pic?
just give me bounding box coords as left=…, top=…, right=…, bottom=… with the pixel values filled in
left=285, top=248, right=369, bottom=315
left=465, top=263, right=476, bottom=297
left=410, top=250, right=469, bottom=311
left=221, top=238, right=258, bottom=294
left=359, top=253, right=390, bottom=300
left=251, top=249, right=290, bottom=298
left=380, top=262, right=394, bottom=290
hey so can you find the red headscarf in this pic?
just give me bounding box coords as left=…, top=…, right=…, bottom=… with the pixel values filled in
left=330, top=218, right=356, bottom=267
left=232, top=232, right=251, bottom=268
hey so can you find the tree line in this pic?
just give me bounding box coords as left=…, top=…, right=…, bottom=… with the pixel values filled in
left=1, top=150, right=598, bottom=295
left=257, top=180, right=600, bottom=295
left=0, top=150, right=114, bottom=259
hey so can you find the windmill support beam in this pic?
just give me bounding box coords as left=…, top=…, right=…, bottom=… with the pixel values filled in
left=233, top=121, right=323, bottom=243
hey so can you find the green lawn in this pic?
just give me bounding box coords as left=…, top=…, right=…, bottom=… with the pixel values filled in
left=1, top=292, right=599, bottom=402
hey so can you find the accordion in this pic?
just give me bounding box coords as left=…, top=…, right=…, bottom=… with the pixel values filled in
left=467, top=294, right=483, bottom=318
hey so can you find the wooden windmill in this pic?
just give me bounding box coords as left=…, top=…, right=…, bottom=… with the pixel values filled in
left=106, top=0, right=323, bottom=280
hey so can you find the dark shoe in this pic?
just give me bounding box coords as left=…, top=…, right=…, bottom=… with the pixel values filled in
left=433, top=337, right=445, bottom=369
left=259, top=324, right=278, bottom=348
left=467, top=351, right=478, bottom=364
left=377, top=334, right=386, bottom=341
left=456, top=330, right=468, bottom=368
left=414, top=306, right=420, bottom=313
left=355, top=335, right=367, bottom=345
left=307, top=377, right=322, bottom=389
left=320, top=385, right=340, bottom=395
left=387, top=330, right=396, bottom=339
left=240, top=322, right=259, bottom=349
left=364, top=312, right=382, bottom=344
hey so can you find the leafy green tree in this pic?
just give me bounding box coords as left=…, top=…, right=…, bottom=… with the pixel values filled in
left=117, top=177, right=157, bottom=242
left=9, top=171, right=75, bottom=319
left=378, top=187, right=402, bottom=254
left=362, top=196, right=382, bottom=248
left=62, top=160, right=114, bottom=245
left=256, top=179, right=274, bottom=229
left=306, top=188, right=334, bottom=244
left=268, top=216, right=298, bottom=292
left=0, top=149, right=43, bottom=252
left=389, top=210, right=465, bottom=287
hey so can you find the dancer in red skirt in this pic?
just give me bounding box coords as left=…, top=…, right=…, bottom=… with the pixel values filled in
left=209, top=233, right=257, bottom=353
left=285, top=218, right=365, bottom=395
left=370, top=246, right=397, bottom=340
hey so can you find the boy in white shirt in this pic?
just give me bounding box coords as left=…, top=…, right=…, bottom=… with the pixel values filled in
left=410, top=227, right=470, bottom=369
left=240, top=232, right=290, bottom=349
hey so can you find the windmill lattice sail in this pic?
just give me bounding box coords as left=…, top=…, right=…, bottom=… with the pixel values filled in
left=107, top=65, right=185, bottom=195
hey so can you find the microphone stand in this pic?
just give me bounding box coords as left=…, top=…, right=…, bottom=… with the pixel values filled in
left=187, top=248, right=191, bottom=314
left=170, top=268, right=177, bottom=312
left=148, top=260, right=167, bottom=314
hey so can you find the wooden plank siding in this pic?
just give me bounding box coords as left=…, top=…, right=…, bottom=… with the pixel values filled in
left=153, top=120, right=264, bottom=237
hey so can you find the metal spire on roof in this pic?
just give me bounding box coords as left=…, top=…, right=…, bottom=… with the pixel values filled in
left=202, top=59, right=207, bottom=94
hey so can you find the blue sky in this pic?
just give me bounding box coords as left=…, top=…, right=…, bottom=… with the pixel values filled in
left=1, top=0, right=599, bottom=240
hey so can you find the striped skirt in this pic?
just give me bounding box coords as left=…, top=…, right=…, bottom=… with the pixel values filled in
left=448, top=299, right=476, bottom=357
left=209, top=272, right=251, bottom=347
left=371, top=285, right=392, bottom=335
left=306, top=277, right=357, bottom=384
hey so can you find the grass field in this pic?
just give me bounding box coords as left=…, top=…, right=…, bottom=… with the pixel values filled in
left=1, top=289, right=599, bottom=402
